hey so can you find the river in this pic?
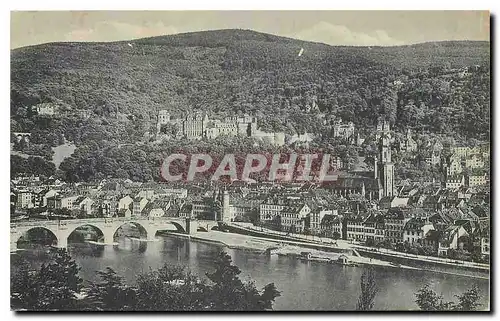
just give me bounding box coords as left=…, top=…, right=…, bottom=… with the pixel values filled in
left=11, top=235, right=490, bottom=311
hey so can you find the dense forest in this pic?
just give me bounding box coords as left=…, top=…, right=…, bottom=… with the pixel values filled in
left=10, top=29, right=490, bottom=182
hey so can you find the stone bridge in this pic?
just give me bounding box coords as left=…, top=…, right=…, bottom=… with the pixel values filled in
left=10, top=217, right=219, bottom=251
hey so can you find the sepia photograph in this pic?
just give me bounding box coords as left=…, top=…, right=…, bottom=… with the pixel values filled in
left=9, top=9, right=491, bottom=312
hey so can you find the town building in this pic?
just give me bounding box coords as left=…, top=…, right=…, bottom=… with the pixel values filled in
left=467, top=173, right=488, bottom=187
left=345, top=215, right=366, bottom=242
left=445, top=175, right=465, bottom=189
left=465, top=154, right=485, bottom=169
left=16, top=190, right=33, bottom=209
left=133, top=196, right=149, bottom=217
left=403, top=217, right=435, bottom=245
left=383, top=208, right=409, bottom=244
left=309, top=207, right=336, bottom=235
left=320, top=214, right=343, bottom=239
left=31, top=103, right=56, bottom=116
left=444, top=156, right=463, bottom=176
left=399, top=129, right=417, bottom=153
left=437, top=224, right=470, bottom=256
left=332, top=119, right=355, bottom=140
left=259, top=197, right=310, bottom=232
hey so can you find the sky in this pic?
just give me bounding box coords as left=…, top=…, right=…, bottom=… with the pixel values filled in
left=10, top=11, right=490, bottom=49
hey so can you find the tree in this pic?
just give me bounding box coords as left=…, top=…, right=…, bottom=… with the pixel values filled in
left=415, top=284, right=482, bottom=311
left=455, top=286, right=481, bottom=311
left=332, top=231, right=341, bottom=240
left=134, top=264, right=208, bottom=311
left=205, top=251, right=280, bottom=311
left=415, top=284, right=454, bottom=311
left=11, top=248, right=82, bottom=311
left=356, top=267, right=378, bottom=311
left=365, top=238, right=375, bottom=247
left=84, top=267, right=137, bottom=311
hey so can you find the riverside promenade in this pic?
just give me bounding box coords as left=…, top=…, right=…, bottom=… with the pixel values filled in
left=161, top=223, right=489, bottom=279
left=229, top=222, right=490, bottom=271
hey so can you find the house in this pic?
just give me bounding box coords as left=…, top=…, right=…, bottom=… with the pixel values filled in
left=141, top=200, right=171, bottom=218
left=399, top=129, right=417, bottom=153
left=42, top=189, right=59, bottom=207
left=46, top=194, right=80, bottom=211
left=465, top=154, right=485, bottom=169
left=374, top=215, right=386, bottom=243
left=345, top=215, right=366, bottom=242
left=193, top=198, right=215, bottom=220
left=437, top=224, right=469, bottom=256
left=422, top=194, right=445, bottom=210
left=444, top=156, right=463, bottom=176
left=451, top=146, right=470, bottom=159
left=96, top=198, right=118, bottom=217
left=403, top=218, right=435, bottom=245
left=16, top=190, right=33, bottom=209
left=378, top=196, right=409, bottom=210
left=136, top=189, right=155, bottom=200
left=320, top=214, right=343, bottom=239
left=75, top=196, right=94, bottom=216
left=363, top=214, right=377, bottom=243
left=133, top=196, right=149, bottom=217
left=480, top=224, right=490, bottom=258
left=117, top=207, right=132, bottom=218
left=178, top=204, right=194, bottom=219
left=332, top=119, right=355, bottom=140
left=445, top=175, right=465, bottom=189
left=309, top=207, right=336, bottom=235
left=425, top=150, right=441, bottom=166
left=118, top=195, right=134, bottom=211
left=479, top=143, right=490, bottom=159
left=231, top=198, right=257, bottom=222
left=384, top=208, right=410, bottom=244
left=159, top=188, right=188, bottom=199
left=281, top=204, right=311, bottom=233
left=467, top=173, right=487, bottom=187
left=31, top=188, right=47, bottom=208
left=259, top=197, right=311, bottom=232
left=31, top=102, right=56, bottom=116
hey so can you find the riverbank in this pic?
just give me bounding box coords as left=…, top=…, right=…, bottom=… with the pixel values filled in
left=160, top=231, right=489, bottom=280
left=228, top=223, right=490, bottom=274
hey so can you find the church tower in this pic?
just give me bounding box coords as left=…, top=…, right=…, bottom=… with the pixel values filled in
left=378, top=122, right=394, bottom=197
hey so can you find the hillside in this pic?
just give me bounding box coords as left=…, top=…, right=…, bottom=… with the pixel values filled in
left=10, top=29, right=490, bottom=182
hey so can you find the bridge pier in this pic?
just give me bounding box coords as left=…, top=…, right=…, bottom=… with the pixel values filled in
left=103, top=232, right=115, bottom=245
left=146, top=226, right=158, bottom=241
left=185, top=218, right=198, bottom=235
left=56, top=237, right=68, bottom=249
left=10, top=240, right=17, bottom=252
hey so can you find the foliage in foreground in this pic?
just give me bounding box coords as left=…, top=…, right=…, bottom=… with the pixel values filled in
left=415, top=284, right=482, bottom=311
left=11, top=248, right=280, bottom=311
left=356, top=267, right=378, bottom=311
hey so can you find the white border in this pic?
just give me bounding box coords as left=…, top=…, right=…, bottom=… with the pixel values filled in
left=1, top=1, right=497, bottom=321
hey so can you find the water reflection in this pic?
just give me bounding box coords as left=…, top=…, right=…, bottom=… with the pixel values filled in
left=12, top=235, right=490, bottom=311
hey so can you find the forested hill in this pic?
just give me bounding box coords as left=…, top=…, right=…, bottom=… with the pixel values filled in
left=11, top=29, right=490, bottom=156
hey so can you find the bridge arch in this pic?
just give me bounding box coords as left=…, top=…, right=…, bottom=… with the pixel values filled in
left=67, top=224, right=105, bottom=245
left=114, top=221, right=150, bottom=240
left=169, top=221, right=186, bottom=233
left=16, top=226, right=58, bottom=249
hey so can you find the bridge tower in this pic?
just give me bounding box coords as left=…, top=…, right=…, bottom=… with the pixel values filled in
left=185, top=218, right=198, bottom=235
left=221, top=189, right=231, bottom=223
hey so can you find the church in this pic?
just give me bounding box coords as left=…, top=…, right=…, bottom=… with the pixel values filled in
left=326, top=119, right=395, bottom=201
